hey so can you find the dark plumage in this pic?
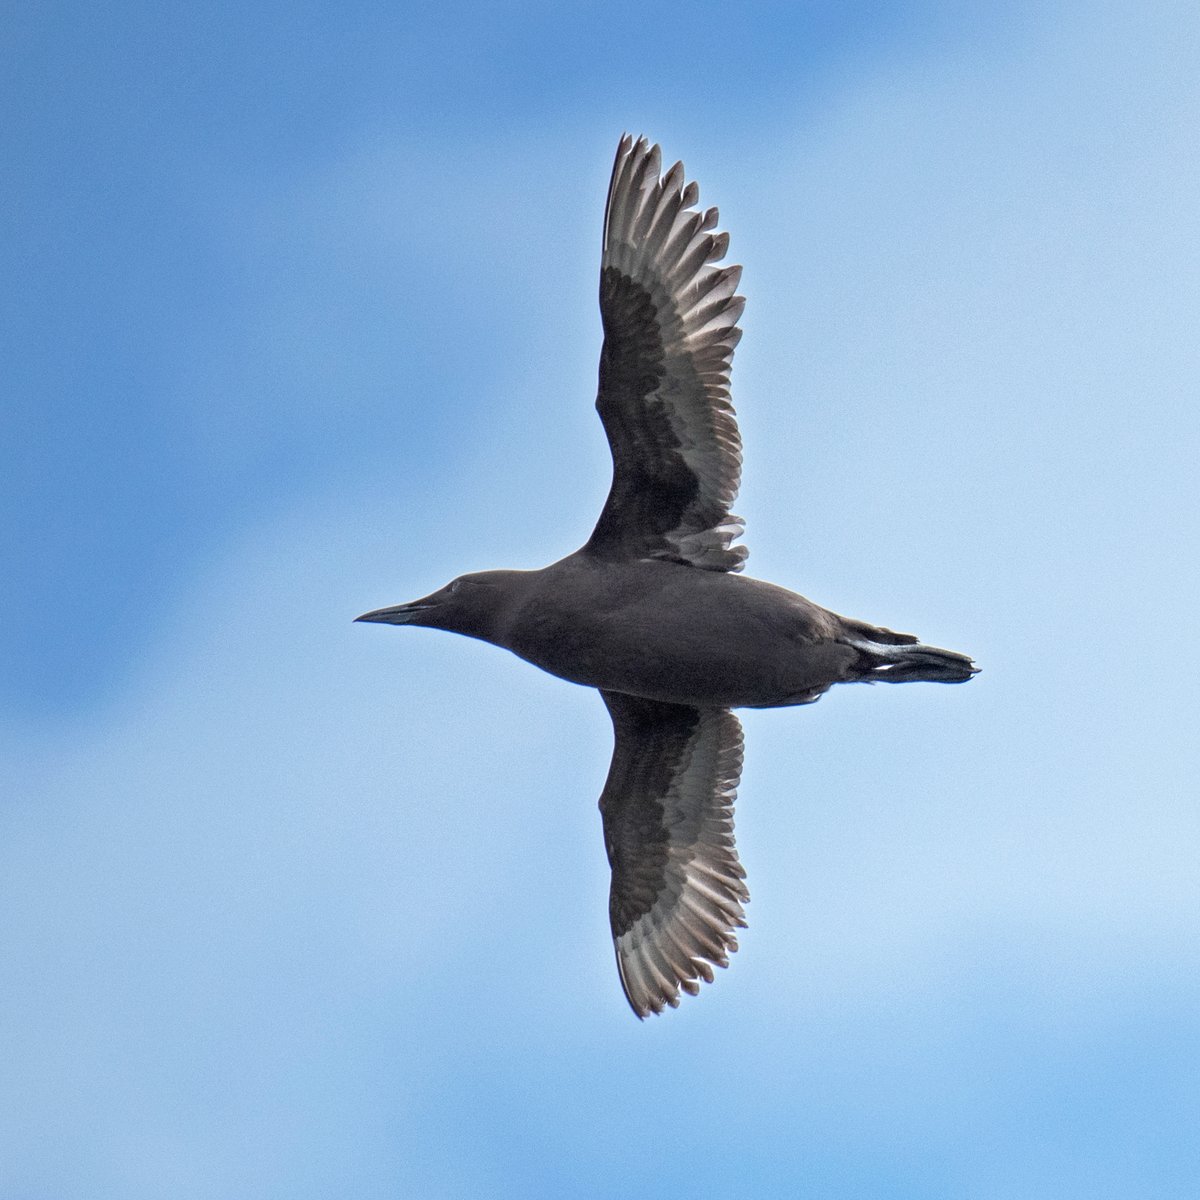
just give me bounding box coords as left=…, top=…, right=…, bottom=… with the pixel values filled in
left=358, top=135, right=978, bottom=1018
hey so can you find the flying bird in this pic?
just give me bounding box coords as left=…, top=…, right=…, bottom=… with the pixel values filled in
left=358, top=135, right=978, bottom=1018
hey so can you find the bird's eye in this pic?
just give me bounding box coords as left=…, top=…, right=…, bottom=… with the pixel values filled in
left=448, top=579, right=463, bottom=595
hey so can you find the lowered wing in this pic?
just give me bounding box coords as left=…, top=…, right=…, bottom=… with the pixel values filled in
left=598, top=690, right=748, bottom=1017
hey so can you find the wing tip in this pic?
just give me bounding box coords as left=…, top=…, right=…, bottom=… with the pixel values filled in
left=614, top=912, right=749, bottom=1019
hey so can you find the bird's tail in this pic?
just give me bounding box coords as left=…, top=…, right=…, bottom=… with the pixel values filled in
left=841, top=623, right=979, bottom=685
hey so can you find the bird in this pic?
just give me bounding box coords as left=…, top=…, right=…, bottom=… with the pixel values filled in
left=357, top=134, right=978, bottom=1019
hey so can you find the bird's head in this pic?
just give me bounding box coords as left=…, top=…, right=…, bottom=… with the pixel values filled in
left=355, top=570, right=526, bottom=644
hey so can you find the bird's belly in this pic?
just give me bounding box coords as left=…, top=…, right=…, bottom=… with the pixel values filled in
left=507, top=592, right=852, bottom=709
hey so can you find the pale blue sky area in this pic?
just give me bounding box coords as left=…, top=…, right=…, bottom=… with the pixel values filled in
left=4, top=2, right=1199, bottom=1197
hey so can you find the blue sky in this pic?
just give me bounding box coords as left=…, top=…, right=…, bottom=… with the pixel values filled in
left=4, top=2, right=1199, bottom=1197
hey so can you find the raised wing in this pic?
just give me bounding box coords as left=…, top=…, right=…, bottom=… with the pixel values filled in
left=598, top=690, right=748, bottom=1018
left=586, top=135, right=748, bottom=572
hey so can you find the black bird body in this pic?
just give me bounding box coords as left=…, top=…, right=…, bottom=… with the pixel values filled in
left=358, top=136, right=978, bottom=1017
left=508, top=556, right=850, bottom=708
left=402, top=555, right=971, bottom=711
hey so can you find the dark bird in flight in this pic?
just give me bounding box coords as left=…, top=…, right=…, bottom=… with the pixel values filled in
left=358, top=135, right=978, bottom=1018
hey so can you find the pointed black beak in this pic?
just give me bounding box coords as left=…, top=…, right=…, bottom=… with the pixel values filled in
left=354, top=601, right=433, bottom=625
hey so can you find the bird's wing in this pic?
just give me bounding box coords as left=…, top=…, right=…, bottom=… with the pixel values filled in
left=585, top=135, right=748, bottom=573
left=598, top=690, right=748, bottom=1017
